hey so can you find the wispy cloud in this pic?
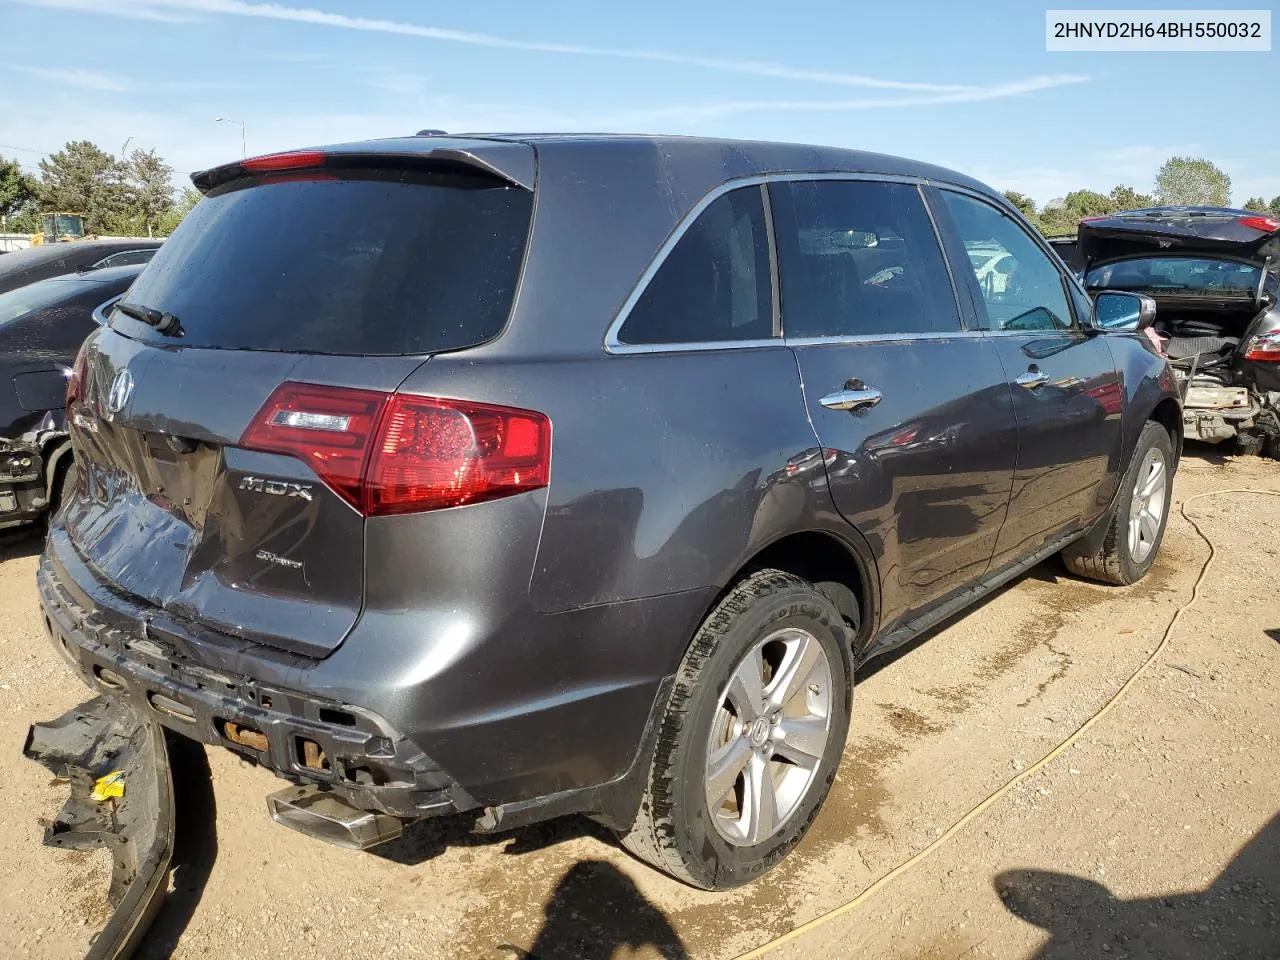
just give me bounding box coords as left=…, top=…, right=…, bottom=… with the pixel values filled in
left=13, top=0, right=1089, bottom=102
left=12, top=65, right=128, bottom=90
left=7, top=0, right=197, bottom=20
left=612, top=76, right=1091, bottom=125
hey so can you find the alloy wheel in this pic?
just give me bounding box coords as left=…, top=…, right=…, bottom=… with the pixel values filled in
left=705, top=627, right=834, bottom=846
left=1128, top=447, right=1167, bottom=563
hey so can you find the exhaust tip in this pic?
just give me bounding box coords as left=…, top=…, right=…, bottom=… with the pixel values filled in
left=266, top=785, right=402, bottom=850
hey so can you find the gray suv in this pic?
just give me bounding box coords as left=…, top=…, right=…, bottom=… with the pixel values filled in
left=41, top=134, right=1181, bottom=890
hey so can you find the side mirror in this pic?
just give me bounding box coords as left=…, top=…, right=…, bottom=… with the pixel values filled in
left=1092, top=290, right=1157, bottom=332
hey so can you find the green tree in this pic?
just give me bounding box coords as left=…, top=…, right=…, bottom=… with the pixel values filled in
left=0, top=155, right=39, bottom=233
left=156, top=187, right=201, bottom=236
left=120, top=148, right=175, bottom=237
left=1154, top=156, right=1231, bottom=207
left=1269, top=196, right=1280, bottom=219
left=1108, top=184, right=1154, bottom=211
left=1003, top=191, right=1037, bottom=219
left=37, top=140, right=130, bottom=235
left=1242, top=196, right=1269, bottom=213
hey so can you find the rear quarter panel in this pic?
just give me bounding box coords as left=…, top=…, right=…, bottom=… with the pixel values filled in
left=399, top=346, right=845, bottom=615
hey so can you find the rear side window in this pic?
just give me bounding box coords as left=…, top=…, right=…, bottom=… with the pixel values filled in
left=112, top=168, right=532, bottom=355
left=771, top=180, right=960, bottom=338
left=617, top=186, right=773, bottom=345
left=92, top=248, right=157, bottom=269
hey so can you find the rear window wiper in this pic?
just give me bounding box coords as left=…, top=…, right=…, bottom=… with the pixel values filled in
left=113, top=300, right=183, bottom=336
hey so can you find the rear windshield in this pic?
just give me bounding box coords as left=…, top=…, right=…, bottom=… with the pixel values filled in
left=111, top=167, right=533, bottom=355
left=1085, top=256, right=1262, bottom=297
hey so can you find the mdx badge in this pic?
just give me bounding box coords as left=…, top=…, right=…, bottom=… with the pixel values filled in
left=105, top=369, right=134, bottom=418
left=239, top=476, right=314, bottom=501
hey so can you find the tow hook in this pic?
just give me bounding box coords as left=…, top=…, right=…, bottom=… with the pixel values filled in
left=23, top=697, right=175, bottom=960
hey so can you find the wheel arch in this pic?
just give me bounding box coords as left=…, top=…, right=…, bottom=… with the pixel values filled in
left=1148, top=395, right=1184, bottom=465
left=707, top=528, right=880, bottom=659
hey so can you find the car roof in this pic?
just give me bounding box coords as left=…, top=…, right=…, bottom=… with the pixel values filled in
left=196, top=132, right=999, bottom=198
left=192, top=133, right=1014, bottom=359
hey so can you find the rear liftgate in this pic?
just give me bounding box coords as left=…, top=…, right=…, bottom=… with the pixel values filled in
left=22, top=697, right=174, bottom=960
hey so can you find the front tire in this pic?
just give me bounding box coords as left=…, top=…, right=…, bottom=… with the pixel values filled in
left=1062, top=421, right=1173, bottom=585
left=621, top=569, right=852, bottom=890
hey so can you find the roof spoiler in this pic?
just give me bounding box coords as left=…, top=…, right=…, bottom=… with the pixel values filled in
left=192, top=140, right=535, bottom=194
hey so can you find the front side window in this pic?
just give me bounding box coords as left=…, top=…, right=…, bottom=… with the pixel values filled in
left=616, top=186, right=773, bottom=346
left=941, top=191, right=1074, bottom=333
left=771, top=179, right=960, bottom=338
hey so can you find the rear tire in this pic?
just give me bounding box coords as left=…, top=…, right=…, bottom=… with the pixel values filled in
left=1061, top=421, right=1173, bottom=586
left=1234, top=431, right=1264, bottom=458
left=620, top=569, right=852, bottom=890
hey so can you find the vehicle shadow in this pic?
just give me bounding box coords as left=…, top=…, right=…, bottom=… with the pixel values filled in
left=857, top=558, right=1050, bottom=682
left=1181, top=438, right=1236, bottom=465
left=370, top=811, right=615, bottom=866
left=497, top=859, right=689, bottom=960
left=136, top=738, right=218, bottom=960
left=0, top=525, right=44, bottom=562
left=1265, top=628, right=1280, bottom=644
left=994, top=812, right=1280, bottom=959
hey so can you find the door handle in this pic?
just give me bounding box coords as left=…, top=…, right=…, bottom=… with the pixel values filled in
left=1015, top=368, right=1050, bottom=390
left=820, top=380, right=883, bottom=412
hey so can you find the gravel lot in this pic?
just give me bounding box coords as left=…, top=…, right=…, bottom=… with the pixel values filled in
left=2, top=451, right=1277, bottom=960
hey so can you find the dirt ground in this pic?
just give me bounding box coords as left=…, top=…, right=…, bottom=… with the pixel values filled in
left=1, top=451, right=1277, bottom=960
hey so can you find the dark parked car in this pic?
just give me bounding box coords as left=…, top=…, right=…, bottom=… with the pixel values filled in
left=1078, top=206, right=1280, bottom=455
left=1047, top=235, right=1083, bottom=273
left=0, top=264, right=143, bottom=528
left=41, top=135, right=1181, bottom=890
left=0, top=239, right=161, bottom=296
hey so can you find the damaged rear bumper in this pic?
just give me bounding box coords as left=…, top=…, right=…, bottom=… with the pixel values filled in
left=39, top=553, right=478, bottom=821
left=23, top=696, right=173, bottom=960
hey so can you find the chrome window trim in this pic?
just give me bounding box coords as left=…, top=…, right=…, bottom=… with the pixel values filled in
left=607, top=337, right=785, bottom=356
left=977, top=327, right=1087, bottom=339
left=604, top=171, right=940, bottom=356
left=785, top=330, right=986, bottom=347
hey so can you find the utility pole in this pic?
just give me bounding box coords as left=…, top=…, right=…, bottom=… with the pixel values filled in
left=214, top=117, right=247, bottom=159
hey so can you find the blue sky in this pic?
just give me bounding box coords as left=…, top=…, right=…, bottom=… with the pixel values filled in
left=2, top=0, right=1277, bottom=205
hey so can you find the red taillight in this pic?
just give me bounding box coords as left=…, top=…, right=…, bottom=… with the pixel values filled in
left=1244, top=331, right=1280, bottom=362
left=241, top=150, right=326, bottom=173
left=66, top=343, right=88, bottom=408
left=240, top=383, right=551, bottom=516
left=1239, top=215, right=1280, bottom=233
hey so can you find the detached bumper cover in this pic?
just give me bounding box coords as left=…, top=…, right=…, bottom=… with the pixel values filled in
left=22, top=696, right=173, bottom=960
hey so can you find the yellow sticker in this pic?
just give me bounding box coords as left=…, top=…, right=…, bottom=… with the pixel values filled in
left=90, top=770, right=125, bottom=802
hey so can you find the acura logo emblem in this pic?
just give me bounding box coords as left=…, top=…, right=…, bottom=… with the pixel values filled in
left=106, top=369, right=134, bottom=416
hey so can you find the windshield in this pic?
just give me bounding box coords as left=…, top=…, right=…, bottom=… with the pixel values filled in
left=112, top=167, right=533, bottom=355
left=54, top=214, right=85, bottom=239
left=0, top=276, right=82, bottom=326
left=1085, top=256, right=1262, bottom=297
